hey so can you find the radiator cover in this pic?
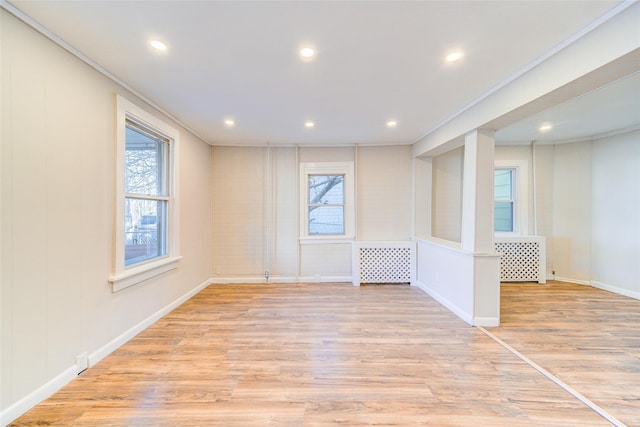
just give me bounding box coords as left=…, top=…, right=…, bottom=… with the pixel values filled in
left=495, top=236, right=546, bottom=283
left=352, top=241, right=416, bottom=286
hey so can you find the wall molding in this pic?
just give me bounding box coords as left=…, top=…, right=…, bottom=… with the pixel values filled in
left=554, top=276, right=591, bottom=286
left=0, top=277, right=211, bottom=426
left=590, top=280, right=640, bottom=301
left=210, top=275, right=353, bottom=285
left=413, top=280, right=473, bottom=326
left=0, top=366, right=77, bottom=426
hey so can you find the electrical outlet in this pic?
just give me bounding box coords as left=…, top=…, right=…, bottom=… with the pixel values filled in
left=215, top=266, right=221, bottom=274
left=76, top=352, right=88, bottom=374
left=264, top=271, right=270, bottom=279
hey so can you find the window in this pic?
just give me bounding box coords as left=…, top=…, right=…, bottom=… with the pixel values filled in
left=308, top=175, right=345, bottom=235
left=300, top=162, right=354, bottom=241
left=110, top=95, right=181, bottom=292
left=494, top=168, right=515, bottom=232
left=124, top=121, right=169, bottom=265
left=494, top=160, right=528, bottom=234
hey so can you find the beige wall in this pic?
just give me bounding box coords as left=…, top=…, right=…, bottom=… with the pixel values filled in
left=211, top=145, right=413, bottom=282
left=431, top=146, right=464, bottom=242
left=1, top=11, right=212, bottom=416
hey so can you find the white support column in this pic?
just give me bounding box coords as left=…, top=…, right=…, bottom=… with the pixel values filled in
left=461, top=129, right=495, bottom=253
left=462, top=129, right=501, bottom=326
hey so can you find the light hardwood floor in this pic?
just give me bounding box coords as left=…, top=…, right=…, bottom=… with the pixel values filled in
left=494, top=281, right=640, bottom=427
left=10, top=282, right=636, bottom=426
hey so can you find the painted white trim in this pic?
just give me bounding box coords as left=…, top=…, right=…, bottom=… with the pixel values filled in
left=473, top=317, right=499, bottom=327
left=554, top=276, right=591, bottom=286
left=494, top=160, right=529, bottom=235
left=413, top=280, right=474, bottom=326
left=299, top=162, right=355, bottom=241
left=210, top=275, right=353, bottom=284
left=590, top=280, right=640, bottom=301
left=299, top=237, right=354, bottom=245
left=298, top=275, right=352, bottom=283
left=89, top=278, right=210, bottom=367
left=0, top=366, right=77, bottom=426
left=109, top=256, right=182, bottom=292
left=111, top=95, right=181, bottom=291
left=0, top=278, right=210, bottom=426
left=210, top=277, right=268, bottom=285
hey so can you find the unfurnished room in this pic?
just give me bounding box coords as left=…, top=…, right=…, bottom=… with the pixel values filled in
left=1, top=1, right=639, bottom=426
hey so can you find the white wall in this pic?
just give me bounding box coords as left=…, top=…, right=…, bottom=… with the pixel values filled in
left=1, top=11, right=213, bottom=423
left=553, top=141, right=593, bottom=283
left=211, top=145, right=412, bottom=283
left=431, top=146, right=464, bottom=242
left=590, top=131, right=640, bottom=298
left=357, top=145, right=412, bottom=241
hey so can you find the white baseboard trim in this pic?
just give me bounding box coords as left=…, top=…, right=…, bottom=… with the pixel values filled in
left=89, top=277, right=211, bottom=367
left=474, top=316, right=500, bottom=327
left=1, top=366, right=76, bottom=426
left=554, top=276, right=591, bottom=286
left=413, top=280, right=473, bottom=326
left=210, top=277, right=267, bottom=284
left=298, top=275, right=353, bottom=283
left=590, top=280, right=640, bottom=301
left=210, top=275, right=352, bottom=284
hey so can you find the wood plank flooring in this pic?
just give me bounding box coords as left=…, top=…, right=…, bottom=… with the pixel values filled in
left=10, top=282, right=633, bottom=426
left=494, top=281, right=640, bottom=427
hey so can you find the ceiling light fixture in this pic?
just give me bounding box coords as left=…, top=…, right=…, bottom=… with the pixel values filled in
left=224, top=119, right=235, bottom=127
left=304, top=121, right=315, bottom=128
left=150, top=40, right=167, bottom=51
left=300, top=47, right=315, bottom=59
left=446, top=51, right=463, bottom=62
left=386, top=120, right=398, bottom=128
left=539, top=122, right=553, bottom=132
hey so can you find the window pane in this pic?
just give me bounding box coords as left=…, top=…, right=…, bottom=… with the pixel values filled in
left=309, top=206, right=344, bottom=235
left=494, top=169, right=512, bottom=200
left=309, top=175, right=344, bottom=204
left=125, top=198, right=167, bottom=266
left=125, top=124, right=168, bottom=196
left=494, top=201, right=514, bottom=232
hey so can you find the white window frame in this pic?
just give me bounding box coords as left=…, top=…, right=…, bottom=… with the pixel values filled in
left=109, top=95, right=181, bottom=292
left=494, top=160, right=528, bottom=236
left=299, top=162, right=354, bottom=243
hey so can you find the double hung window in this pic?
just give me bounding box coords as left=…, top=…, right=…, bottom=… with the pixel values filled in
left=494, top=168, right=515, bottom=232
left=300, top=162, right=354, bottom=241
left=110, top=95, right=180, bottom=292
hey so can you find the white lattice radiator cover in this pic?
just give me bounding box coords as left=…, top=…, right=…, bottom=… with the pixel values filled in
left=495, top=236, right=546, bottom=283
left=352, top=241, right=416, bottom=286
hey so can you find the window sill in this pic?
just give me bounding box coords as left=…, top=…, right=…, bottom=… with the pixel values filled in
left=109, top=256, right=182, bottom=292
left=299, top=236, right=355, bottom=245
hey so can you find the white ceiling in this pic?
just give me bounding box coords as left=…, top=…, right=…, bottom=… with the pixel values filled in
left=7, top=0, right=636, bottom=146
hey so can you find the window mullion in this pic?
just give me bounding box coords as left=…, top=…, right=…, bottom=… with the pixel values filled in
left=125, top=194, right=170, bottom=201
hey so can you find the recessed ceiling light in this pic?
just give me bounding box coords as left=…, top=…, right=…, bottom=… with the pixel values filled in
left=224, top=119, right=235, bottom=127
left=150, top=40, right=167, bottom=51
left=539, top=122, right=553, bottom=132
left=300, top=47, right=315, bottom=59
left=446, top=51, right=463, bottom=62
left=304, top=121, right=315, bottom=128
left=386, top=120, right=398, bottom=128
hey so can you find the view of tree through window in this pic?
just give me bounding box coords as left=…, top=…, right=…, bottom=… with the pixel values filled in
left=124, top=122, right=169, bottom=266
left=308, top=175, right=344, bottom=235
left=494, top=169, right=514, bottom=232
